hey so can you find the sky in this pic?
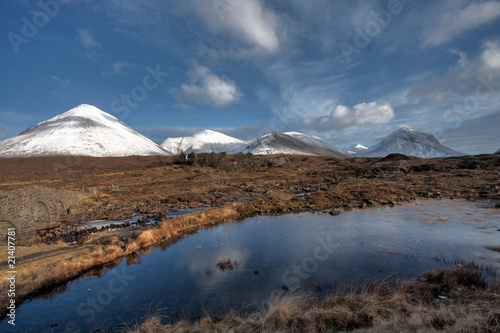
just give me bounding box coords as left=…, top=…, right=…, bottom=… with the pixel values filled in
left=1, top=0, right=500, bottom=154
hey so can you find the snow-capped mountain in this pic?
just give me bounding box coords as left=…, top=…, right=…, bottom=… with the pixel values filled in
left=495, top=148, right=500, bottom=154
left=0, top=104, right=170, bottom=157
left=358, top=128, right=465, bottom=158
left=343, top=143, right=368, bottom=155
left=161, top=130, right=245, bottom=154
left=236, top=132, right=349, bottom=157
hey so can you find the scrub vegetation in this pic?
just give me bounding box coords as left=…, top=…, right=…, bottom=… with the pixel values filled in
left=0, top=153, right=499, bottom=323
left=128, top=268, right=500, bottom=333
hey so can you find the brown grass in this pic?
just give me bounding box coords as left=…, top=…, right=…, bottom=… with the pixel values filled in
left=216, top=258, right=241, bottom=271
left=486, top=245, right=500, bottom=252
left=126, top=268, right=500, bottom=333
left=1, top=154, right=499, bottom=321
left=0, top=203, right=245, bottom=318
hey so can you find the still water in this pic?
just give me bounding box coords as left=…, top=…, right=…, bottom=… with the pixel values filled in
left=1, top=199, right=499, bottom=332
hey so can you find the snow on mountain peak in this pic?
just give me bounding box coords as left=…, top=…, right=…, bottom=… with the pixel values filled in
left=343, top=143, right=368, bottom=154
left=359, top=128, right=465, bottom=158
left=284, top=131, right=323, bottom=141
left=52, top=104, right=116, bottom=122
left=161, top=130, right=245, bottom=154
left=237, top=132, right=349, bottom=157
left=0, top=104, right=170, bottom=157
left=64, top=104, right=109, bottom=116
left=400, top=127, right=414, bottom=132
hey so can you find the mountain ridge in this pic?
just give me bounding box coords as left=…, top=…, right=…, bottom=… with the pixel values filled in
left=0, top=105, right=473, bottom=159
left=161, top=129, right=245, bottom=154
left=343, top=143, right=368, bottom=155
left=0, top=104, right=170, bottom=157
left=236, top=132, right=349, bottom=157
left=358, top=128, right=465, bottom=158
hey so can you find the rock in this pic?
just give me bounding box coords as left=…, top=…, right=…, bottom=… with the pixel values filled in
left=363, top=199, right=374, bottom=206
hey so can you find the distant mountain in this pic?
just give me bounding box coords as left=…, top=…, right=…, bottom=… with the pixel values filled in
left=495, top=148, right=500, bottom=154
left=358, top=128, right=466, bottom=158
left=161, top=130, right=245, bottom=154
left=343, top=143, right=368, bottom=155
left=0, top=104, right=170, bottom=157
left=237, top=132, right=349, bottom=157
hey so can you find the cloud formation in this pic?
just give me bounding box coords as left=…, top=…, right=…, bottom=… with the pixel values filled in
left=476, top=40, right=500, bottom=74
left=303, top=100, right=395, bottom=131
left=77, top=28, right=101, bottom=49
left=408, top=39, right=500, bottom=107
left=192, top=0, right=281, bottom=54
left=48, top=75, right=70, bottom=86
left=448, top=48, right=468, bottom=67
left=101, top=61, right=132, bottom=76
left=421, top=1, right=500, bottom=47
left=171, top=64, right=242, bottom=107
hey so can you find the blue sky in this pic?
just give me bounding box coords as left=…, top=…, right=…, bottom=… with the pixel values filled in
left=1, top=0, right=500, bottom=154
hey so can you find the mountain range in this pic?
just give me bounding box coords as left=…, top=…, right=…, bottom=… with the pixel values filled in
left=0, top=105, right=469, bottom=159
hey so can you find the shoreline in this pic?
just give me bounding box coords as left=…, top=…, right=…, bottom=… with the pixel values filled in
left=0, top=194, right=497, bottom=321
left=128, top=266, right=500, bottom=333
left=0, top=154, right=499, bottom=322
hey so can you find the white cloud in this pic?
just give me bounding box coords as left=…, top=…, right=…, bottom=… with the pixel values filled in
left=477, top=40, right=500, bottom=73
left=101, top=61, right=132, bottom=76
left=171, top=64, right=242, bottom=107
left=304, top=100, right=395, bottom=131
left=48, top=75, right=70, bottom=86
left=408, top=39, right=500, bottom=107
left=77, top=28, right=101, bottom=49
left=192, top=0, right=280, bottom=54
left=448, top=48, right=468, bottom=67
left=421, top=1, right=500, bottom=47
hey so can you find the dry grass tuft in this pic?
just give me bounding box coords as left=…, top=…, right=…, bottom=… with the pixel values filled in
left=126, top=267, right=500, bottom=333
left=136, top=230, right=158, bottom=247
left=486, top=245, right=500, bottom=253
left=216, top=258, right=240, bottom=271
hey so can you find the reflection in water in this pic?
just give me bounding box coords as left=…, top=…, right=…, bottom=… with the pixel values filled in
left=1, top=199, right=499, bottom=333
left=126, top=252, right=140, bottom=266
